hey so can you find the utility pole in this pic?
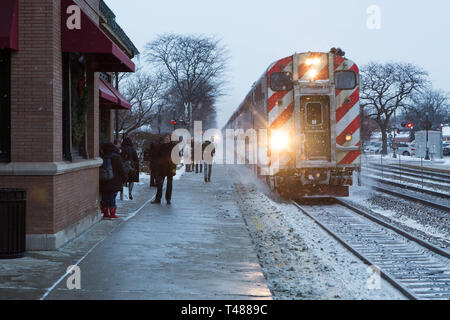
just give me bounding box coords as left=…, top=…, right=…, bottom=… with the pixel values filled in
left=393, top=110, right=397, bottom=159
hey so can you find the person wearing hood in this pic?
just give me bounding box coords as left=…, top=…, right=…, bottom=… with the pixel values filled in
left=99, top=143, right=127, bottom=219
left=121, top=137, right=140, bottom=200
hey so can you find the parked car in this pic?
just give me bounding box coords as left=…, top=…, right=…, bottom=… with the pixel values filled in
left=363, top=142, right=382, bottom=154
left=443, top=142, right=450, bottom=156
left=395, top=143, right=415, bottom=156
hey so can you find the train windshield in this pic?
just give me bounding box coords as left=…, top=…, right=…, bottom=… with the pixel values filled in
left=335, top=71, right=356, bottom=90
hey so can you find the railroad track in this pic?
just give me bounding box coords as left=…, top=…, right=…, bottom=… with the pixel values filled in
left=370, top=185, right=450, bottom=214
left=292, top=198, right=450, bottom=300
left=362, top=174, right=450, bottom=200
left=367, top=163, right=450, bottom=184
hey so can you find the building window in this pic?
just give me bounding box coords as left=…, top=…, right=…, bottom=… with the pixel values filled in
left=62, top=53, right=89, bottom=161
left=0, top=49, right=11, bottom=163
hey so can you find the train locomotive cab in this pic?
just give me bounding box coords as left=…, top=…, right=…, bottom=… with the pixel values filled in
left=226, top=48, right=361, bottom=198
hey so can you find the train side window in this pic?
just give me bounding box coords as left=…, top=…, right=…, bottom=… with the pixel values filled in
left=335, top=71, right=357, bottom=90
left=306, top=103, right=323, bottom=125
left=270, top=72, right=293, bottom=92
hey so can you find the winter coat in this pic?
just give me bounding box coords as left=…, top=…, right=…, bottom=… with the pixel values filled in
left=121, top=145, right=140, bottom=183
left=144, top=141, right=160, bottom=172
left=100, top=153, right=127, bottom=194
left=202, top=141, right=216, bottom=163
left=155, top=142, right=177, bottom=177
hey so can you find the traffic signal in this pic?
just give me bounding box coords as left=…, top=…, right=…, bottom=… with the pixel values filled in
left=407, top=123, right=413, bottom=129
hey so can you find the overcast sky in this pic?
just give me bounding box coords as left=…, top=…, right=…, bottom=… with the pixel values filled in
left=106, top=0, right=450, bottom=127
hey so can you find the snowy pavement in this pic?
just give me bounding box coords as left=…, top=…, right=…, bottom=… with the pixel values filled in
left=0, top=166, right=271, bottom=300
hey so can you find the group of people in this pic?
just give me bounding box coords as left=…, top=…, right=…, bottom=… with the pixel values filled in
left=99, top=134, right=216, bottom=219
left=185, top=138, right=216, bottom=183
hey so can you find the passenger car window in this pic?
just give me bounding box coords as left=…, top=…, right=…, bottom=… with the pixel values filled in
left=270, top=72, right=293, bottom=92
left=306, top=103, right=322, bottom=125
left=335, top=71, right=356, bottom=90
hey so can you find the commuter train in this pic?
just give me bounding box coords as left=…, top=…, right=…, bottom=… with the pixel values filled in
left=224, top=48, right=361, bottom=197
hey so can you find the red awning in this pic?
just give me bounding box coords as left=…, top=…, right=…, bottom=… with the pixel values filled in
left=61, top=0, right=135, bottom=72
left=99, top=79, right=132, bottom=110
left=0, top=0, right=19, bottom=50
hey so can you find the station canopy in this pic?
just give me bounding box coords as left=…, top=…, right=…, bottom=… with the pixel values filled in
left=61, top=0, right=135, bottom=72
left=99, top=78, right=132, bottom=110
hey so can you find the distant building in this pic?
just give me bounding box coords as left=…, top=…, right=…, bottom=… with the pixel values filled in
left=443, top=126, right=450, bottom=142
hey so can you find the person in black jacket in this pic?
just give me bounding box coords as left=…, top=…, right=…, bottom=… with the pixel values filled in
left=144, top=137, right=162, bottom=188
left=202, top=140, right=216, bottom=183
left=152, top=135, right=177, bottom=205
left=100, top=143, right=127, bottom=219
left=121, top=137, right=140, bottom=200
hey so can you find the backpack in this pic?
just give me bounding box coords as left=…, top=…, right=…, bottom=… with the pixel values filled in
left=100, top=155, right=114, bottom=182
left=123, top=160, right=135, bottom=178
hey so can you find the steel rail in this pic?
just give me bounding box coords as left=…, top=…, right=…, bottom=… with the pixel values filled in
left=292, top=199, right=450, bottom=300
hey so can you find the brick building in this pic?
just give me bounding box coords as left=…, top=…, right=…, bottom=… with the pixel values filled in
left=0, top=0, right=138, bottom=250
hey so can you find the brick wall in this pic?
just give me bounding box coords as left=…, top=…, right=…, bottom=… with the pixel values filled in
left=3, top=0, right=104, bottom=239
left=11, top=0, right=63, bottom=163
left=53, top=168, right=99, bottom=234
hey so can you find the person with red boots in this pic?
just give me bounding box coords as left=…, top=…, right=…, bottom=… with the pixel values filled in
left=100, top=142, right=127, bottom=219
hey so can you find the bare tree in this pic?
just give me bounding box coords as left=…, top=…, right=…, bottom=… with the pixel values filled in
left=118, top=70, right=166, bottom=136
left=144, top=34, right=228, bottom=131
left=402, top=88, right=450, bottom=131
left=360, top=62, right=428, bottom=154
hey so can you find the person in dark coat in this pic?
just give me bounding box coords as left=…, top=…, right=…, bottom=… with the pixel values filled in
left=144, top=137, right=162, bottom=188
left=202, top=140, right=216, bottom=183
left=152, top=135, right=177, bottom=205
left=194, top=140, right=203, bottom=174
left=100, top=143, right=127, bottom=219
left=121, top=137, right=140, bottom=200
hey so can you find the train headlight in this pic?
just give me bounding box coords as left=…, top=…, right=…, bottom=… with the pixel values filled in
left=307, top=69, right=318, bottom=80
left=345, top=134, right=353, bottom=142
left=305, top=58, right=320, bottom=66
left=270, top=130, right=290, bottom=151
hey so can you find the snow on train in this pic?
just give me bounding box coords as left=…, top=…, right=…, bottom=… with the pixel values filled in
left=225, top=48, right=361, bottom=197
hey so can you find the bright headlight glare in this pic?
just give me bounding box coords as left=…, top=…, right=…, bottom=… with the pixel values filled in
left=270, top=131, right=289, bottom=151
left=306, top=58, right=320, bottom=66
left=308, top=69, right=318, bottom=80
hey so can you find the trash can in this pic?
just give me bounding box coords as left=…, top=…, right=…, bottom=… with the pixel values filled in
left=0, top=189, right=26, bottom=259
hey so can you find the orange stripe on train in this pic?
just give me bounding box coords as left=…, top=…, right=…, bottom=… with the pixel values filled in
left=336, top=88, right=359, bottom=123
left=270, top=103, right=294, bottom=130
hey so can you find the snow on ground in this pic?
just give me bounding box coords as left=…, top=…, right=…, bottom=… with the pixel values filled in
left=363, top=154, right=450, bottom=168
left=348, top=185, right=449, bottom=249
left=363, top=171, right=450, bottom=193
left=230, top=165, right=405, bottom=300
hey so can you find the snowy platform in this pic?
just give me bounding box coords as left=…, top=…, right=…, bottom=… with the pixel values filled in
left=0, top=166, right=271, bottom=300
